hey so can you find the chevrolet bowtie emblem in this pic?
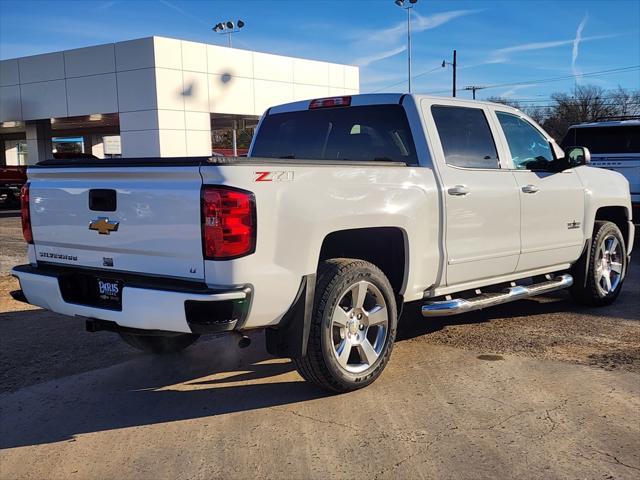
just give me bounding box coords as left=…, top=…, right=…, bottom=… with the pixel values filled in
left=89, top=217, right=119, bottom=235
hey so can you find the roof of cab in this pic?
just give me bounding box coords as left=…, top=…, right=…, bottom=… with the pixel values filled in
left=267, top=93, right=522, bottom=115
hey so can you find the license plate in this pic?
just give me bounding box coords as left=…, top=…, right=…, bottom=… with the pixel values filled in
left=94, top=277, right=123, bottom=309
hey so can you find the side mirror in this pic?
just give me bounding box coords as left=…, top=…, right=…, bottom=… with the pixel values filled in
left=565, top=146, right=591, bottom=167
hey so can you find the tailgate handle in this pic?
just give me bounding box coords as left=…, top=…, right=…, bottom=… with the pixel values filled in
left=89, top=189, right=117, bottom=212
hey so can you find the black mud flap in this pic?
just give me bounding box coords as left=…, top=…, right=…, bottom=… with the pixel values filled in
left=570, top=237, right=592, bottom=289
left=265, top=274, right=316, bottom=359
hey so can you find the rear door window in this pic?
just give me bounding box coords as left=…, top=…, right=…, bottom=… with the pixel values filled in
left=431, top=106, right=500, bottom=169
left=251, top=105, right=418, bottom=164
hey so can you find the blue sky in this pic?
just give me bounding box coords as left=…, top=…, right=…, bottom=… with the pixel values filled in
left=1, top=0, right=638, bottom=103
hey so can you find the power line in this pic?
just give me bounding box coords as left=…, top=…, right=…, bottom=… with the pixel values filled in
left=485, top=66, right=639, bottom=89
left=516, top=102, right=640, bottom=109
left=423, top=65, right=640, bottom=95
left=463, top=85, right=486, bottom=99
left=366, top=64, right=640, bottom=97
left=492, top=93, right=640, bottom=104
left=369, top=65, right=443, bottom=93
left=369, top=78, right=409, bottom=93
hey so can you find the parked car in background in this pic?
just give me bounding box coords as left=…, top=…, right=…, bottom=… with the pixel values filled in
left=12, top=94, right=634, bottom=392
left=0, top=165, right=27, bottom=208
left=561, top=118, right=640, bottom=220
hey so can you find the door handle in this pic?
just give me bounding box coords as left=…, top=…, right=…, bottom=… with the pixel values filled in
left=448, top=185, right=470, bottom=196
left=521, top=184, right=540, bottom=194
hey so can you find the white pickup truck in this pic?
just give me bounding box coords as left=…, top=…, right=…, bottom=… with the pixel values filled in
left=12, top=94, right=634, bottom=392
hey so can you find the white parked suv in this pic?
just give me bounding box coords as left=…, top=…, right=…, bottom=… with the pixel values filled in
left=12, top=94, right=634, bottom=392
left=561, top=118, right=639, bottom=219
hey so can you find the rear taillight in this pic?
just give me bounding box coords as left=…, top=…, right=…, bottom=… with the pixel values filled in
left=309, top=96, right=351, bottom=109
left=20, top=182, right=33, bottom=244
left=201, top=186, right=256, bottom=260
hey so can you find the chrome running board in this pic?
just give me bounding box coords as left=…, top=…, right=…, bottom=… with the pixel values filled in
left=421, top=274, right=573, bottom=317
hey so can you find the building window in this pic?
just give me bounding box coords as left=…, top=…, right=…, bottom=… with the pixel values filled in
left=52, top=136, right=84, bottom=155
left=211, top=114, right=259, bottom=156
left=3, top=139, right=28, bottom=166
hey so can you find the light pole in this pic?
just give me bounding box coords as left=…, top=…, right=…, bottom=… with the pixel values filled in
left=394, top=0, right=418, bottom=93
left=212, top=19, right=245, bottom=48
left=442, top=49, right=457, bottom=97
left=463, top=85, right=485, bottom=100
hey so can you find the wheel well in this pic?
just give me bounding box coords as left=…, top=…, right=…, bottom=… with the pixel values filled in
left=595, top=206, right=629, bottom=248
left=318, top=227, right=406, bottom=294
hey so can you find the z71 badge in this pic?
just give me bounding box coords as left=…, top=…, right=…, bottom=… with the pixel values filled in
left=254, top=171, right=294, bottom=182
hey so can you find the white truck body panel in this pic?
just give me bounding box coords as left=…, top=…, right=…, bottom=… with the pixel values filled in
left=419, top=98, right=521, bottom=285
left=27, top=167, right=205, bottom=280
left=200, top=163, right=440, bottom=327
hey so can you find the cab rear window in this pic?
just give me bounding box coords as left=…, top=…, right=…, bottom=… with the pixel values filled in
left=251, top=105, right=418, bottom=165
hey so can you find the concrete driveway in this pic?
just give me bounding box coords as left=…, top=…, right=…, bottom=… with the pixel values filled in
left=1, top=214, right=639, bottom=479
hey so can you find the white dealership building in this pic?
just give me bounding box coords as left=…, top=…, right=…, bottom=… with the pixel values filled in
left=0, top=36, right=359, bottom=164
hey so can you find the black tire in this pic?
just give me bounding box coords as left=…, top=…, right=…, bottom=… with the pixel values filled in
left=570, top=221, right=627, bottom=306
left=119, top=333, right=200, bottom=354
left=294, top=258, right=398, bottom=393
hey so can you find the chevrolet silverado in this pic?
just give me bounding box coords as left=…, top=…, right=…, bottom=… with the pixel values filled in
left=12, top=94, right=634, bottom=392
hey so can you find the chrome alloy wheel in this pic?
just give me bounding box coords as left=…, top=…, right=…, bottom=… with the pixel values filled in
left=596, top=234, right=623, bottom=296
left=330, top=281, right=389, bottom=374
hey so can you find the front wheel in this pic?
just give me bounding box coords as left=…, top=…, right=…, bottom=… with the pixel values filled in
left=570, top=221, right=627, bottom=306
left=119, top=333, right=200, bottom=354
left=294, top=258, right=398, bottom=393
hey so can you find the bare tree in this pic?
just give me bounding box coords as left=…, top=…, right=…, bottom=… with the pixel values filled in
left=484, top=96, right=522, bottom=109
left=608, top=86, right=640, bottom=117
left=524, top=106, right=548, bottom=125
left=480, top=86, right=639, bottom=141
left=484, top=97, right=547, bottom=124
left=543, top=85, right=616, bottom=139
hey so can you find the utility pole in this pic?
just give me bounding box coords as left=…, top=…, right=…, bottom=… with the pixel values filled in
left=442, top=49, right=457, bottom=97
left=464, top=85, right=486, bottom=100
left=452, top=49, right=457, bottom=97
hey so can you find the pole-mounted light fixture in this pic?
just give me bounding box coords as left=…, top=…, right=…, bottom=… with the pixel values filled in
left=212, top=19, right=245, bottom=47
left=393, top=0, right=418, bottom=93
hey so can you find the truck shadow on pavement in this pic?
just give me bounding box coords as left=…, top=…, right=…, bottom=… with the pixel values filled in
left=0, top=330, right=330, bottom=449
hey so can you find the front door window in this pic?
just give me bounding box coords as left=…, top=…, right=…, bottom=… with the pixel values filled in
left=496, top=112, right=554, bottom=170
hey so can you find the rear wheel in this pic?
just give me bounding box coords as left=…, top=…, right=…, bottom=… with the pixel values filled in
left=570, top=221, right=627, bottom=306
left=294, top=258, right=397, bottom=393
left=119, top=333, right=200, bottom=354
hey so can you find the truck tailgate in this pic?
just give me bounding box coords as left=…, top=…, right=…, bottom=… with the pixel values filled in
left=28, top=166, right=205, bottom=280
